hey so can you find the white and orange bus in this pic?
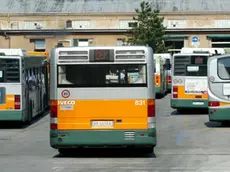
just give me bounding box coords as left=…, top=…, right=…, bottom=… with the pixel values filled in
left=49, top=46, right=156, bottom=154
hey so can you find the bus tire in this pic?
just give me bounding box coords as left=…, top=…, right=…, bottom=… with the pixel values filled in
left=142, top=147, right=154, bottom=154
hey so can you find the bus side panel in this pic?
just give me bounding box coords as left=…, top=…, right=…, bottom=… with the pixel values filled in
left=57, top=99, right=149, bottom=130
left=208, top=56, right=230, bottom=122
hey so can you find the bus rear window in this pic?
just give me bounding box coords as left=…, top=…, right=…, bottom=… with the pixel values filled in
left=218, top=57, right=230, bottom=80
left=0, top=59, right=20, bottom=83
left=186, top=65, right=207, bottom=76
left=57, top=64, right=147, bottom=87
left=174, top=55, right=208, bottom=76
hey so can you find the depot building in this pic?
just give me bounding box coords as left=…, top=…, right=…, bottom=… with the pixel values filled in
left=0, top=0, right=230, bottom=53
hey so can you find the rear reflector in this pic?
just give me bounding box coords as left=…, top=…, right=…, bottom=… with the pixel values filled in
left=209, top=101, right=220, bottom=107
left=50, top=124, right=57, bottom=130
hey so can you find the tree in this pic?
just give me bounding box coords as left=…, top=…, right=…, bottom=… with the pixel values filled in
left=126, top=1, right=168, bottom=53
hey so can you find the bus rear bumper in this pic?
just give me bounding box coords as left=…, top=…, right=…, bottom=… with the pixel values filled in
left=167, top=84, right=171, bottom=92
left=155, top=86, right=161, bottom=94
left=171, top=99, right=208, bottom=109
left=209, top=108, right=230, bottom=122
left=50, top=129, right=156, bottom=149
left=0, top=110, right=23, bottom=121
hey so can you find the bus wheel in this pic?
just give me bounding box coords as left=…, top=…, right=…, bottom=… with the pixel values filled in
left=142, top=147, right=154, bottom=154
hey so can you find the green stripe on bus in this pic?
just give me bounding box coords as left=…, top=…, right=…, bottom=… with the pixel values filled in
left=171, top=99, right=208, bottom=109
left=50, top=129, right=156, bottom=149
left=209, top=108, right=230, bottom=122
left=0, top=111, right=23, bottom=121
left=155, top=86, right=161, bottom=94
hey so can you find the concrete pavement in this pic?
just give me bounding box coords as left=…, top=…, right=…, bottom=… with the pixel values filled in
left=0, top=94, right=230, bottom=172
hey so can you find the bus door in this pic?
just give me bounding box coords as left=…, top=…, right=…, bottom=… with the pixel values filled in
left=208, top=55, right=230, bottom=123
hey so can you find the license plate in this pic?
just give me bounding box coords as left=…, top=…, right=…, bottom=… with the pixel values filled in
left=60, top=105, right=73, bottom=110
left=192, top=102, right=204, bottom=105
left=91, top=121, right=114, bottom=128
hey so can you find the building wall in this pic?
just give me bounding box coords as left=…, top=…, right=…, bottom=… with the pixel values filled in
left=1, top=12, right=230, bottom=52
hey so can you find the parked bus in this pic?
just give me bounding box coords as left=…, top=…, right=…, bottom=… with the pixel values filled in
left=154, top=54, right=167, bottom=97
left=181, top=47, right=225, bottom=55
left=27, top=51, right=50, bottom=73
left=160, top=53, right=172, bottom=93
left=171, top=51, right=213, bottom=112
left=49, top=46, right=156, bottom=154
left=208, top=54, right=230, bottom=125
left=0, top=49, right=49, bottom=124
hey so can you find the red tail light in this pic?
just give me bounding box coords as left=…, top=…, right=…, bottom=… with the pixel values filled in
left=50, top=104, right=57, bottom=118
left=156, top=76, right=159, bottom=80
left=148, top=99, right=155, bottom=117
left=167, top=76, right=171, bottom=84
left=209, top=101, right=220, bottom=107
left=14, top=95, right=20, bottom=109
left=50, top=124, right=57, bottom=130
left=173, top=86, right=178, bottom=98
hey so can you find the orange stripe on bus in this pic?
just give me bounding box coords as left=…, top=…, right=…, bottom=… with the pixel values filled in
left=0, top=95, right=15, bottom=110
left=177, top=86, right=208, bottom=99
left=56, top=99, right=153, bottom=130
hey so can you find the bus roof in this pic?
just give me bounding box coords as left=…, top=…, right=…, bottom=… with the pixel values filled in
left=0, top=55, right=21, bottom=59
left=0, top=49, right=27, bottom=56
left=173, top=53, right=211, bottom=57
left=181, top=48, right=225, bottom=55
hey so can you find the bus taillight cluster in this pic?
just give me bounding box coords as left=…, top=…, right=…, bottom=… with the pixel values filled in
left=173, top=86, right=178, bottom=98
left=50, top=100, right=58, bottom=130
left=14, top=95, right=21, bottom=110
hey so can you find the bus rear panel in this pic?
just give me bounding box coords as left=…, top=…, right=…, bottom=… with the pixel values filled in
left=0, top=56, right=23, bottom=121
left=171, top=53, right=209, bottom=110
left=50, top=46, right=156, bottom=151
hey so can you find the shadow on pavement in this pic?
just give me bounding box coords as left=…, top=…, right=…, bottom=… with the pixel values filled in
left=204, top=121, right=230, bottom=128
left=171, top=108, right=208, bottom=116
left=0, top=110, right=49, bottom=129
left=53, top=148, right=156, bottom=158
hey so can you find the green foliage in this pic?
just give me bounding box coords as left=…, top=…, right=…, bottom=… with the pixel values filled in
left=126, top=1, right=168, bottom=53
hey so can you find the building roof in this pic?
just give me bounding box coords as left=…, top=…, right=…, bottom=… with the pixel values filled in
left=1, top=0, right=230, bottom=13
